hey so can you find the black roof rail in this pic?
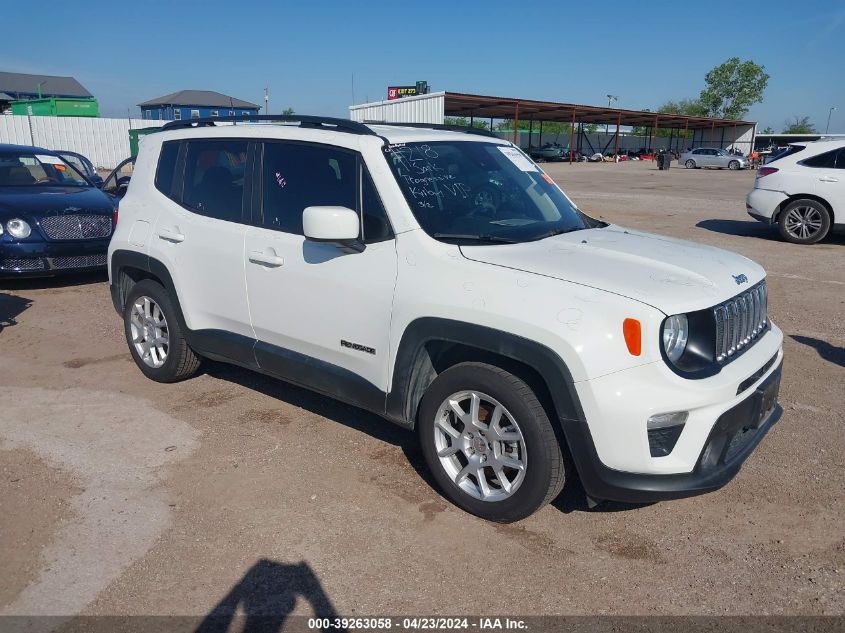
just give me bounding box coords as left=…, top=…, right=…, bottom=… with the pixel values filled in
left=160, top=114, right=378, bottom=136
left=363, top=121, right=501, bottom=139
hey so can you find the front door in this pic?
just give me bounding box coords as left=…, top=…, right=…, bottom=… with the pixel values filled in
left=244, top=140, right=398, bottom=409
left=147, top=138, right=254, bottom=346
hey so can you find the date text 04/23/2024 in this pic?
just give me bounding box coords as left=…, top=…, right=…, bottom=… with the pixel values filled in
left=307, top=618, right=528, bottom=630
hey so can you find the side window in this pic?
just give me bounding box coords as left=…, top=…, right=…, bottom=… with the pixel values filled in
left=361, top=167, right=393, bottom=243
left=837, top=148, right=845, bottom=170
left=190, top=110, right=200, bottom=119
left=182, top=140, right=249, bottom=222
left=155, top=141, right=180, bottom=198
left=801, top=149, right=838, bottom=169
left=261, top=142, right=356, bottom=235
left=173, top=110, right=181, bottom=120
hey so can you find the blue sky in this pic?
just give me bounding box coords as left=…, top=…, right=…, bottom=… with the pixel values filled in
left=3, top=0, right=843, bottom=132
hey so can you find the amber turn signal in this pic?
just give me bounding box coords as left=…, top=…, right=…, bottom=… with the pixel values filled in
left=623, top=318, right=642, bottom=356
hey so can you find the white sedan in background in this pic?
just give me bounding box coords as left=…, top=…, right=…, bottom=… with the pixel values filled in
left=746, top=139, right=845, bottom=244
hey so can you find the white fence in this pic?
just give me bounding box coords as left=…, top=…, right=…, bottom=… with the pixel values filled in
left=0, top=115, right=172, bottom=169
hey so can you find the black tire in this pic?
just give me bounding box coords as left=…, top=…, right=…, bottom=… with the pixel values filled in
left=777, top=198, right=831, bottom=245
left=418, top=362, right=566, bottom=522
left=123, top=279, right=201, bottom=382
left=685, top=159, right=696, bottom=169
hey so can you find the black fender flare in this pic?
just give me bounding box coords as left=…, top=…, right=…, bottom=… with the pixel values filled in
left=386, top=316, right=589, bottom=438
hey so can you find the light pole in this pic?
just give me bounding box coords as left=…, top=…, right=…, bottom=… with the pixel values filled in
left=264, top=87, right=269, bottom=115
left=826, top=106, right=837, bottom=134
left=605, top=94, right=618, bottom=134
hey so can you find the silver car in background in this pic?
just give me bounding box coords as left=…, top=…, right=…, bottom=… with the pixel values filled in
left=681, top=147, right=748, bottom=170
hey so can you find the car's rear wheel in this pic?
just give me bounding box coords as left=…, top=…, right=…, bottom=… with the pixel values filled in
left=778, top=199, right=831, bottom=244
left=685, top=159, right=696, bottom=169
left=123, top=279, right=201, bottom=382
left=729, top=160, right=740, bottom=170
left=418, top=362, right=566, bottom=522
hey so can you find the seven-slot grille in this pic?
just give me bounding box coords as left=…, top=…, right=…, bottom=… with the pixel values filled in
left=713, top=281, right=768, bottom=362
left=39, top=214, right=112, bottom=240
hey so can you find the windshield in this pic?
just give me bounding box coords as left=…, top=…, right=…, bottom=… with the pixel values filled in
left=0, top=152, right=89, bottom=187
left=383, top=141, right=600, bottom=243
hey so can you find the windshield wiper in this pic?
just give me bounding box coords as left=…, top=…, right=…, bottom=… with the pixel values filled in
left=433, top=233, right=518, bottom=244
left=527, top=227, right=581, bottom=241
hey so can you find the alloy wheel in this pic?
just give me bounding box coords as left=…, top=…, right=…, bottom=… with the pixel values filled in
left=129, top=296, right=169, bottom=368
left=433, top=390, right=527, bottom=502
left=784, top=205, right=824, bottom=241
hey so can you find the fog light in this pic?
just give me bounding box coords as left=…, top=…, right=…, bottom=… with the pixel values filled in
left=647, top=411, right=688, bottom=457
left=647, top=411, right=688, bottom=429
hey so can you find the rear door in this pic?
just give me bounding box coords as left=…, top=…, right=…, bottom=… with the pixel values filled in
left=147, top=138, right=255, bottom=351
left=243, top=140, right=398, bottom=406
left=804, top=147, right=845, bottom=219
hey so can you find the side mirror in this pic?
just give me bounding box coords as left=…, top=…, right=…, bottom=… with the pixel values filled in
left=303, top=206, right=364, bottom=252
left=89, top=175, right=105, bottom=188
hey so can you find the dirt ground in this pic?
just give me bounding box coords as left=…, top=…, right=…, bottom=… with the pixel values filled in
left=1, top=160, right=843, bottom=621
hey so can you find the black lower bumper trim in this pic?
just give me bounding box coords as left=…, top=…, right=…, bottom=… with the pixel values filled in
left=575, top=361, right=783, bottom=503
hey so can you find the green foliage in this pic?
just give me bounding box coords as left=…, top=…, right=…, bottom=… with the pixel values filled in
left=495, top=119, right=571, bottom=134
left=659, top=98, right=707, bottom=117
left=282, top=107, right=295, bottom=115
left=761, top=126, right=775, bottom=134
left=698, top=57, right=769, bottom=119
left=782, top=116, right=816, bottom=134
left=444, top=116, right=489, bottom=130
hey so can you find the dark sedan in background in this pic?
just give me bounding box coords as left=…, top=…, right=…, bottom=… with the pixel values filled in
left=0, top=144, right=117, bottom=277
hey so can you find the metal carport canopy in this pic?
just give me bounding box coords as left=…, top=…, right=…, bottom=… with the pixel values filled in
left=443, top=91, right=753, bottom=129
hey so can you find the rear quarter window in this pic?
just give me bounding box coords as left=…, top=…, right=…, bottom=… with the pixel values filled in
left=799, top=148, right=838, bottom=169
left=155, top=141, right=180, bottom=198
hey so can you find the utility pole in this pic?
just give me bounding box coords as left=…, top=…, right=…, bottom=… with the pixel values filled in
left=826, top=106, right=837, bottom=134
left=605, top=94, right=618, bottom=134
left=264, top=87, right=269, bottom=115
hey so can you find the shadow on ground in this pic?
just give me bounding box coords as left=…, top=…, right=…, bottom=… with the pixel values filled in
left=0, top=292, right=32, bottom=334
left=0, top=270, right=108, bottom=291
left=697, top=219, right=845, bottom=245
left=791, top=335, right=845, bottom=368
left=696, top=219, right=779, bottom=240
left=195, top=559, right=341, bottom=633
left=207, top=363, right=645, bottom=517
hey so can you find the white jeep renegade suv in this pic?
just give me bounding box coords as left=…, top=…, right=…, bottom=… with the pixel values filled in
left=108, top=115, right=784, bottom=522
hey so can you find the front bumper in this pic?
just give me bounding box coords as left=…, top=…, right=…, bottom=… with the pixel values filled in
left=568, top=325, right=784, bottom=503
left=0, top=239, right=109, bottom=277
left=574, top=362, right=782, bottom=503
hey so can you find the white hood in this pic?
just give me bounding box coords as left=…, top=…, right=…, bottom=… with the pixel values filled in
left=460, top=226, right=765, bottom=316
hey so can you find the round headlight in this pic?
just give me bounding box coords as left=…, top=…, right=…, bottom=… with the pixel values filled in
left=7, top=218, right=31, bottom=239
left=662, top=314, right=689, bottom=363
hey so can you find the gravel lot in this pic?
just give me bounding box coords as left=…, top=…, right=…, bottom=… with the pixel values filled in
left=1, top=160, right=843, bottom=621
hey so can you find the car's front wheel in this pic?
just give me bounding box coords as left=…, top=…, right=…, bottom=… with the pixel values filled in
left=123, top=279, right=201, bottom=382
left=418, top=362, right=566, bottom=522
left=729, top=160, right=740, bottom=170
left=778, top=199, right=831, bottom=244
left=685, top=159, right=696, bottom=169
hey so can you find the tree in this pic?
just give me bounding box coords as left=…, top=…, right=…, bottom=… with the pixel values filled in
left=761, top=126, right=775, bottom=134
left=782, top=116, right=816, bottom=134
left=444, top=116, right=488, bottom=130
left=282, top=107, right=295, bottom=115
left=659, top=98, right=707, bottom=117
left=698, top=57, right=769, bottom=119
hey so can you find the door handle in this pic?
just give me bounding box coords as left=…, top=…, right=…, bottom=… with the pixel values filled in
left=248, top=250, right=285, bottom=267
left=158, top=227, right=185, bottom=243
left=818, top=176, right=839, bottom=182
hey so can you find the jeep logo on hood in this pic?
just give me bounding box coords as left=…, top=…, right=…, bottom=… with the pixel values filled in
left=733, top=274, right=749, bottom=285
